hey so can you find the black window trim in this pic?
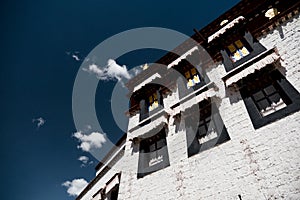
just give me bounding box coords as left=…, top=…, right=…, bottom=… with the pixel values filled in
left=221, top=31, right=267, bottom=72
left=139, top=88, right=164, bottom=122
left=137, top=128, right=170, bottom=178
left=240, top=69, right=300, bottom=129
left=185, top=101, right=231, bottom=157
left=222, top=48, right=278, bottom=85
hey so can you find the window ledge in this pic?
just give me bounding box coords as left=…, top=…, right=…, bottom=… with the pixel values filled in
left=133, top=73, right=162, bottom=92
left=208, top=16, right=245, bottom=43
left=170, top=82, right=218, bottom=115
left=222, top=48, right=280, bottom=87
left=167, top=46, right=199, bottom=69
left=128, top=108, right=168, bottom=136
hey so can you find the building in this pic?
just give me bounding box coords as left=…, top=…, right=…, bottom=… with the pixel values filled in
left=77, top=0, right=300, bottom=199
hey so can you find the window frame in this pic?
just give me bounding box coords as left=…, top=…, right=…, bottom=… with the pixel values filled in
left=221, top=31, right=267, bottom=72
left=147, top=92, right=159, bottom=112
left=226, top=38, right=252, bottom=63
left=172, top=59, right=207, bottom=91
left=105, top=186, right=119, bottom=200
left=139, top=88, right=164, bottom=122
left=183, top=67, right=204, bottom=89
left=250, top=82, right=290, bottom=117
left=137, top=129, right=170, bottom=178
left=185, top=100, right=230, bottom=157
left=240, top=69, right=300, bottom=129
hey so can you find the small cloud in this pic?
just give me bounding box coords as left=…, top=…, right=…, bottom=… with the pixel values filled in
left=72, top=54, right=80, bottom=61
left=78, top=156, right=93, bottom=167
left=78, top=156, right=89, bottom=164
left=66, top=51, right=81, bottom=61
left=83, top=59, right=131, bottom=81
left=73, top=131, right=106, bottom=152
left=32, top=117, right=45, bottom=129
left=62, top=178, right=88, bottom=197
left=85, top=64, right=103, bottom=77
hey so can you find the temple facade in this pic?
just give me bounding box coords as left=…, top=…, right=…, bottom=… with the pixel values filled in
left=77, top=0, right=300, bottom=199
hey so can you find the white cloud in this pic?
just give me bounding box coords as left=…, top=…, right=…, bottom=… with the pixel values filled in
left=32, top=117, right=45, bottom=129
left=66, top=51, right=81, bottom=61
left=78, top=156, right=93, bottom=167
left=78, top=156, right=89, bottom=164
left=86, top=64, right=104, bottom=77
left=72, top=54, right=80, bottom=61
left=73, top=131, right=106, bottom=152
left=84, top=59, right=131, bottom=81
left=62, top=178, right=88, bottom=197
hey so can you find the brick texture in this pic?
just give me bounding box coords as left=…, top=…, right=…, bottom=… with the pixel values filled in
left=80, top=14, right=300, bottom=200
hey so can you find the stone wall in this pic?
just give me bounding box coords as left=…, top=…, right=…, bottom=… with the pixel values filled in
left=117, top=14, right=300, bottom=200
left=79, top=14, right=300, bottom=200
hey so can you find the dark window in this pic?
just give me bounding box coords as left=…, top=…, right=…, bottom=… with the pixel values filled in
left=184, top=67, right=203, bottom=89
left=171, top=57, right=208, bottom=93
left=105, top=186, right=119, bottom=200
left=226, top=39, right=252, bottom=63
left=137, top=129, right=170, bottom=178
left=198, top=115, right=211, bottom=138
left=251, top=83, right=288, bottom=117
left=186, top=100, right=230, bottom=157
left=140, top=90, right=163, bottom=121
left=176, top=67, right=209, bottom=100
left=103, top=174, right=121, bottom=200
left=240, top=69, right=300, bottom=129
left=221, top=32, right=267, bottom=72
left=148, top=92, right=159, bottom=112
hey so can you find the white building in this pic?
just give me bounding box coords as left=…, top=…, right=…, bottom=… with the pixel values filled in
left=77, top=0, right=300, bottom=199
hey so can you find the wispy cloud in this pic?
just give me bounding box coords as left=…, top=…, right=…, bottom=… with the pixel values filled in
left=78, top=156, right=89, bottom=164
left=62, top=178, right=88, bottom=197
left=66, top=51, right=81, bottom=61
left=73, top=131, right=106, bottom=152
left=32, top=117, right=45, bottom=129
left=84, top=59, right=131, bottom=81
left=72, top=54, right=80, bottom=61
left=78, top=156, right=93, bottom=167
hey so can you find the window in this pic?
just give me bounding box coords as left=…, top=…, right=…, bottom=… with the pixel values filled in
left=103, top=174, right=121, bottom=200
left=227, top=39, right=251, bottom=62
left=137, top=129, right=170, bottom=178
left=251, top=83, right=287, bottom=117
left=184, top=68, right=202, bottom=89
left=197, top=111, right=212, bottom=139
left=177, top=67, right=210, bottom=100
left=148, top=92, right=159, bottom=112
left=139, top=89, right=163, bottom=121
left=106, top=187, right=119, bottom=200
left=186, top=100, right=230, bottom=157
left=172, top=60, right=206, bottom=92
left=221, top=32, right=267, bottom=72
left=240, top=69, right=300, bottom=129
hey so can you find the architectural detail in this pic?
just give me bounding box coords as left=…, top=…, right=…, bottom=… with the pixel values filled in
left=77, top=1, right=300, bottom=199
left=223, top=48, right=281, bottom=87
left=207, top=16, right=245, bottom=43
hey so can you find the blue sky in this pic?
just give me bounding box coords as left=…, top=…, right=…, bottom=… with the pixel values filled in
left=1, top=0, right=240, bottom=199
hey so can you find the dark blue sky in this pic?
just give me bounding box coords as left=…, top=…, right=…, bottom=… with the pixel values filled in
left=1, top=0, right=240, bottom=199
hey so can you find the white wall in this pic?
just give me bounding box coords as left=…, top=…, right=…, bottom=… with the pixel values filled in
left=80, top=14, right=300, bottom=200
left=117, top=14, right=300, bottom=200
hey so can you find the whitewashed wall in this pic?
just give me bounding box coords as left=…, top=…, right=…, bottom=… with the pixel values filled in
left=80, top=14, right=300, bottom=200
